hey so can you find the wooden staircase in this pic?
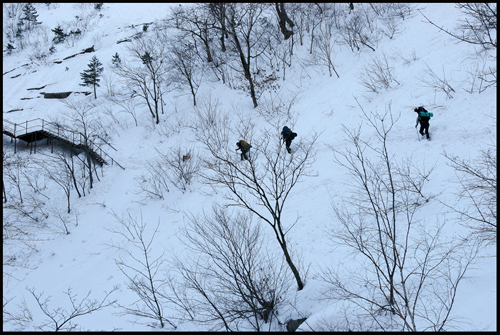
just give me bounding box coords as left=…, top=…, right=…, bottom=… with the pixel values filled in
left=3, top=118, right=124, bottom=169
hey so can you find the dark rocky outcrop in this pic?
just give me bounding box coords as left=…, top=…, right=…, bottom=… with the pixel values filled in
left=286, top=318, right=307, bottom=332
left=27, top=85, right=47, bottom=90
left=43, top=92, right=72, bottom=99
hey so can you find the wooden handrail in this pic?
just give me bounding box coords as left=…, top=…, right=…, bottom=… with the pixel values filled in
left=4, top=118, right=125, bottom=169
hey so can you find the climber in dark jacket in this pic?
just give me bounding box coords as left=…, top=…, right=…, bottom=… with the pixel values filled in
left=281, top=126, right=297, bottom=154
left=236, top=140, right=252, bottom=161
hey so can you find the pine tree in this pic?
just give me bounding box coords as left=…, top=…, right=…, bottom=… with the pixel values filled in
left=52, top=25, right=67, bottom=44
left=141, top=51, right=153, bottom=65
left=111, top=52, right=121, bottom=67
left=21, top=3, right=41, bottom=31
left=6, top=43, right=16, bottom=55
left=80, top=56, right=104, bottom=99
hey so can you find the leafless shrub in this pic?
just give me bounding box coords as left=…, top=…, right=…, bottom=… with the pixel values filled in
left=107, top=94, right=140, bottom=127
left=418, top=63, right=455, bottom=99
left=3, top=296, right=33, bottom=330
left=25, top=286, right=117, bottom=331
left=135, top=160, right=170, bottom=201
left=27, top=43, right=50, bottom=66
left=393, top=47, right=418, bottom=66
left=36, top=154, right=75, bottom=214
left=311, top=17, right=340, bottom=78
left=370, top=3, right=417, bottom=20
left=337, top=9, right=377, bottom=52
left=255, top=90, right=300, bottom=124
left=107, top=211, right=177, bottom=329
left=155, top=147, right=201, bottom=193
left=48, top=207, right=79, bottom=235
left=357, top=53, right=400, bottom=93
left=3, top=153, right=50, bottom=237
left=463, top=56, right=497, bottom=93
left=176, top=206, right=290, bottom=331
left=442, top=147, right=496, bottom=245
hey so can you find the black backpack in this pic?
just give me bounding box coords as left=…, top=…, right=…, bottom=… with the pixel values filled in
left=282, top=126, right=297, bottom=140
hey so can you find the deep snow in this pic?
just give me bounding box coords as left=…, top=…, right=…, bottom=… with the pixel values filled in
left=3, top=3, right=496, bottom=331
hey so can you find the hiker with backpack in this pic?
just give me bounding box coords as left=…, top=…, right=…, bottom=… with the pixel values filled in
left=236, top=140, right=252, bottom=161
left=414, top=106, right=433, bottom=140
left=281, top=126, right=297, bottom=154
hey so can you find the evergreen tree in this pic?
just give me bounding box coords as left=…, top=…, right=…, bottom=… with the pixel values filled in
left=141, top=51, right=153, bottom=65
left=6, top=43, right=16, bottom=55
left=111, top=52, right=121, bottom=67
left=21, top=3, right=41, bottom=31
left=52, top=25, right=67, bottom=44
left=80, top=56, right=104, bottom=99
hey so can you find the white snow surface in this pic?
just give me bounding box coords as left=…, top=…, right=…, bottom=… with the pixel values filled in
left=3, top=3, right=496, bottom=331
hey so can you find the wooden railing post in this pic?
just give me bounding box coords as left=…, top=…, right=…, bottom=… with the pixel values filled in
left=14, top=123, right=17, bottom=154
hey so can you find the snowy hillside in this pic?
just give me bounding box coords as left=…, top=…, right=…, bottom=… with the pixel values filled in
left=3, top=3, right=496, bottom=331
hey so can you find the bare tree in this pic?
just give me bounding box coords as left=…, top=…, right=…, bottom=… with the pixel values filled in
left=223, top=3, right=272, bottom=108
left=311, top=5, right=341, bottom=78
left=167, top=4, right=217, bottom=63
left=26, top=286, right=117, bottom=331
left=60, top=99, right=106, bottom=190
left=320, top=103, right=480, bottom=331
left=208, top=3, right=229, bottom=53
left=36, top=154, right=74, bottom=213
left=420, top=4, right=497, bottom=90
left=443, top=146, right=496, bottom=245
left=195, top=98, right=317, bottom=291
left=176, top=205, right=290, bottom=331
left=337, top=5, right=377, bottom=52
left=167, top=36, right=204, bottom=107
left=420, top=3, right=496, bottom=52
left=275, top=3, right=295, bottom=40
left=106, top=211, right=177, bottom=329
left=114, top=28, right=170, bottom=124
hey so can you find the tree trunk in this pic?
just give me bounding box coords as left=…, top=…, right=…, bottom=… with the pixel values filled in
left=276, top=3, right=294, bottom=40
left=279, top=237, right=304, bottom=290
left=229, top=21, right=258, bottom=108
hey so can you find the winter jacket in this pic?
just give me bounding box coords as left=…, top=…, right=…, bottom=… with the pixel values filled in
left=236, top=140, right=252, bottom=153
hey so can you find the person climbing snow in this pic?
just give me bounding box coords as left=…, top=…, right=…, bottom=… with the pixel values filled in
left=236, top=140, right=252, bottom=161
left=281, top=126, right=297, bottom=154
left=414, top=106, right=433, bottom=140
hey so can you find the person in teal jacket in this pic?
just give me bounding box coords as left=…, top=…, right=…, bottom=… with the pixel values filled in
left=414, top=107, right=431, bottom=140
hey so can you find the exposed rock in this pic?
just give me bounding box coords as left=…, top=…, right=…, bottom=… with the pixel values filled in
left=6, top=108, right=23, bottom=113
left=43, top=92, right=72, bottom=99
left=27, top=85, right=47, bottom=90
left=286, top=318, right=307, bottom=332
left=82, top=45, right=95, bottom=53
